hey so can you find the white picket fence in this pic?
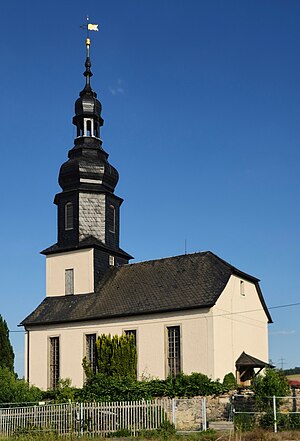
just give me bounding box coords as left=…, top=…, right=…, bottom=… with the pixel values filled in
left=0, top=399, right=173, bottom=437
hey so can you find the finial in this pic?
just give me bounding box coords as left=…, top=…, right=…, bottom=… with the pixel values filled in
left=80, top=17, right=99, bottom=92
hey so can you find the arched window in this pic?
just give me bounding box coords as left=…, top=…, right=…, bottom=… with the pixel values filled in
left=94, top=123, right=99, bottom=137
left=86, top=120, right=92, bottom=136
left=65, top=202, right=73, bottom=230
left=108, top=205, right=115, bottom=233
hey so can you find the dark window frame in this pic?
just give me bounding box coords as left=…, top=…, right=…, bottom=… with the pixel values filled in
left=108, top=205, right=116, bottom=233
left=65, top=202, right=74, bottom=231
left=167, top=326, right=181, bottom=378
left=49, top=336, right=60, bottom=389
left=85, top=333, right=97, bottom=374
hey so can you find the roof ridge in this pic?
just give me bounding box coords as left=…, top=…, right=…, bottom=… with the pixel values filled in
left=125, top=251, right=210, bottom=267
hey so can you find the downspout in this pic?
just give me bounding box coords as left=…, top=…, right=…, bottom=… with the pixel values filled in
left=26, top=329, right=30, bottom=383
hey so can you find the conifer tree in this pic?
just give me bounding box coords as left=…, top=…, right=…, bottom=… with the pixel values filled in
left=95, top=333, right=137, bottom=379
left=0, top=315, right=14, bottom=372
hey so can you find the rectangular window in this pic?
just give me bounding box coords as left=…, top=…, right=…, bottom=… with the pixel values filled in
left=109, top=255, right=115, bottom=266
left=240, top=280, right=245, bottom=296
left=65, top=269, right=74, bottom=295
left=167, top=326, right=181, bottom=378
left=108, top=205, right=116, bottom=233
left=124, top=329, right=137, bottom=345
left=86, top=334, right=97, bottom=374
left=65, top=203, right=73, bottom=230
left=49, top=337, right=59, bottom=389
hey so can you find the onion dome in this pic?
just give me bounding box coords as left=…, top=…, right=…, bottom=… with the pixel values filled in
left=58, top=138, right=119, bottom=193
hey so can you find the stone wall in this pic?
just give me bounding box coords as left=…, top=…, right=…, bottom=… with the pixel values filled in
left=172, top=395, right=233, bottom=430
left=172, top=390, right=300, bottom=431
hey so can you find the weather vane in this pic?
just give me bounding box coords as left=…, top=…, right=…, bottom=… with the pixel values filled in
left=80, top=16, right=99, bottom=42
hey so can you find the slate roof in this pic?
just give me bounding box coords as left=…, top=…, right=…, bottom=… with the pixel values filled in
left=41, top=235, right=133, bottom=259
left=21, top=251, right=272, bottom=327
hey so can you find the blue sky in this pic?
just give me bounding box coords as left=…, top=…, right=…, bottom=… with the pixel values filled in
left=1, top=0, right=300, bottom=376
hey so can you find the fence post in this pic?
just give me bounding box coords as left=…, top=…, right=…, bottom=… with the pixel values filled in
left=273, top=395, right=277, bottom=433
left=202, top=397, right=207, bottom=431
left=171, top=398, right=176, bottom=428
left=80, top=402, right=84, bottom=437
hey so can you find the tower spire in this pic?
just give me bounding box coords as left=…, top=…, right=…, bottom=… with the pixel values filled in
left=72, top=22, right=103, bottom=140
left=80, top=16, right=99, bottom=92
left=84, top=38, right=93, bottom=91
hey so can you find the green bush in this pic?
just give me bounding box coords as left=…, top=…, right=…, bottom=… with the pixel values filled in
left=80, top=372, right=227, bottom=402
left=234, top=413, right=255, bottom=432
left=42, top=378, right=81, bottom=403
left=252, top=368, right=290, bottom=411
left=0, top=367, right=42, bottom=404
left=139, top=421, right=176, bottom=439
left=223, top=372, right=237, bottom=390
left=165, top=373, right=226, bottom=397
left=80, top=373, right=150, bottom=402
left=259, top=412, right=300, bottom=431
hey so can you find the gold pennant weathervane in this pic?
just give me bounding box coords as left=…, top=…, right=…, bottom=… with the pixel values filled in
left=80, top=16, right=99, bottom=41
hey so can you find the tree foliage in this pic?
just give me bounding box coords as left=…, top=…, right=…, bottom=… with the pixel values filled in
left=0, top=314, right=14, bottom=372
left=252, top=367, right=290, bottom=410
left=0, top=367, right=42, bottom=404
left=42, top=378, right=78, bottom=403
left=94, top=333, right=137, bottom=379
left=283, top=366, right=300, bottom=375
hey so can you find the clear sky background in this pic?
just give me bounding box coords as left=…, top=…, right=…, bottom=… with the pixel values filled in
left=1, top=0, right=300, bottom=376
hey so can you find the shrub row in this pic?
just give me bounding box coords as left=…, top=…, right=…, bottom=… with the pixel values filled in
left=44, top=372, right=232, bottom=403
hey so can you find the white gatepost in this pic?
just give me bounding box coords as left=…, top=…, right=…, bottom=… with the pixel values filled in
left=172, top=398, right=176, bottom=427
left=202, top=397, right=207, bottom=431
left=273, top=395, right=277, bottom=433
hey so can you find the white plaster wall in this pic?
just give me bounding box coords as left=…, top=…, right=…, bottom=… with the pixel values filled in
left=212, top=275, right=269, bottom=381
left=26, top=308, right=213, bottom=390
left=46, top=249, right=94, bottom=296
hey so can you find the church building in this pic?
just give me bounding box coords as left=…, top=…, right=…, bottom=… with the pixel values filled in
left=21, top=37, right=271, bottom=390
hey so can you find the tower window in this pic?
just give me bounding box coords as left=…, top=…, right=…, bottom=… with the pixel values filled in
left=87, top=120, right=91, bottom=136
left=109, top=255, right=115, bottom=266
left=65, top=202, right=73, bottom=230
left=49, top=337, right=60, bottom=389
left=240, top=280, right=245, bottom=296
left=94, top=123, right=99, bottom=137
left=167, top=326, right=181, bottom=378
left=65, top=269, right=74, bottom=295
left=85, top=334, right=97, bottom=374
left=84, top=118, right=94, bottom=137
left=108, top=205, right=116, bottom=233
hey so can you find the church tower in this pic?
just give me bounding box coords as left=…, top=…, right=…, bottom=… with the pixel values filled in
left=42, top=38, right=132, bottom=297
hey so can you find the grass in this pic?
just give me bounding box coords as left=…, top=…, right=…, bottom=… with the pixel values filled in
left=4, top=429, right=300, bottom=441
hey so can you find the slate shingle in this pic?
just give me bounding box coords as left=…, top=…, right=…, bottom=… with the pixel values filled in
left=21, top=251, right=272, bottom=326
